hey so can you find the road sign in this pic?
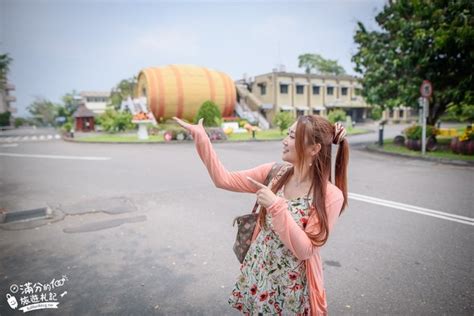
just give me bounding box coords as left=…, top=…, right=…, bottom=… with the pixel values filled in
left=420, top=80, right=433, bottom=98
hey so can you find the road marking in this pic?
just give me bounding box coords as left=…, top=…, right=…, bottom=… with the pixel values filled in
left=0, top=134, right=61, bottom=142
left=349, top=192, right=474, bottom=226
left=0, top=153, right=111, bottom=161
left=1, top=143, right=18, bottom=147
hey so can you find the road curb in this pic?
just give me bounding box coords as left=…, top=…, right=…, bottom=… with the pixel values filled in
left=62, top=130, right=374, bottom=145
left=364, top=143, right=474, bottom=167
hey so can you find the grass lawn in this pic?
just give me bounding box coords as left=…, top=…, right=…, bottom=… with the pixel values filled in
left=373, top=138, right=474, bottom=162
left=75, top=127, right=371, bottom=143
left=228, top=127, right=370, bottom=141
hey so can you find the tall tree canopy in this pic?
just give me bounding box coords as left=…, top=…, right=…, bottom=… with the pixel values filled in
left=352, top=0, right=474, bottom=125
left=27, top=97, right=59, bottom=126
left=109, top=77, right=137, bottom=110
left=0, top=53, right=13, bottom=90
left=298, top=53, right=346, bottom=75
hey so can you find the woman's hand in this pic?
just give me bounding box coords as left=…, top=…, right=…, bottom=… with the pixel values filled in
left=247, top=176, right=278, bottom=209
left=172, top=116, right=204, bottom=133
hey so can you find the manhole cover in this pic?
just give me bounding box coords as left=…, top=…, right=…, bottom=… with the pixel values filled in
left=2, top=207, right=52, bottom=223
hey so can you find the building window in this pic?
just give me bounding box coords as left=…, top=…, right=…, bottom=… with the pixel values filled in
left=296, top=109, right=305, bottom=117
left=355, top=88, right=362, bottom=96
left=280, top=84, right=288, bottom=94
left=259, top=84, right=266, bottom=95
left=296, top=85, right=304, bottom=94
left=312, top=109, right=321, bottom=115
left=327, top=87, right=334, bottom=95
left=341, top=87, right=348, bottom=96
left=312, top=86, right=320, bottom=95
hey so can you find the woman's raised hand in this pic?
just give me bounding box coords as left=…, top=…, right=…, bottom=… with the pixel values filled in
left=172, top=117, right=204, bottom=133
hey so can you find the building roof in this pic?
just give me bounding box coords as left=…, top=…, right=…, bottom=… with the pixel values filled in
left=73, top=104, right=96, bottom=118
left=80, top=91, right=110, bottom=97
left=255, top=71, right=360, bottom=81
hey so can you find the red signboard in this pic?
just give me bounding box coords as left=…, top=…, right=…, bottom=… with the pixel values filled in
left=420, top=80, right=433, bottom=98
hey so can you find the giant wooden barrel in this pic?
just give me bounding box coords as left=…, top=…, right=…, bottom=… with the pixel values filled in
left=135, top=65, right=236, bottom=122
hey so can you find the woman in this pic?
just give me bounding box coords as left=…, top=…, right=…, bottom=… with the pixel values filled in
left=173, top=114, right=349, bottom=315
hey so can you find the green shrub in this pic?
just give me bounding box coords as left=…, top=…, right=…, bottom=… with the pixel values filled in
left=61, top=122, right=72, bottom=133
left=370, top=105, right=383, bottom=121
left=327, top=109, right=346, bottom=124
left=14, top=117, right=27, bottom=128
left=403, top=124, right=437, bottom=140
left=0, top=111, right=11, bottom=126
left=194, top=100, right=222, bottom=127
left=273, top=111, right=294, bottom=135
left=98, top=109, right=134, bottom=133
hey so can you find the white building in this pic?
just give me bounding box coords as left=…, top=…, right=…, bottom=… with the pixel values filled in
left=79, top=91, right=110, bottom=114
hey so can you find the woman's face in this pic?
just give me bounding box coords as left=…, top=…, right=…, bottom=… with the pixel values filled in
left=282, top=121, right=320, bottom=164
left=282, top=122, right=298, bottom=163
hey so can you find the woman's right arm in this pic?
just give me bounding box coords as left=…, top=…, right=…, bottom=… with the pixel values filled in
left=173, top=117, right=274, bottom=193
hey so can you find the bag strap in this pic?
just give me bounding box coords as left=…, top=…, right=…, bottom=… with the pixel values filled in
left=251, top=162, right=288, bottom=214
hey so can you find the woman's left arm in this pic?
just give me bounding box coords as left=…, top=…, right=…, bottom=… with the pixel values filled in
left=268, top=194, right=344, bottom=260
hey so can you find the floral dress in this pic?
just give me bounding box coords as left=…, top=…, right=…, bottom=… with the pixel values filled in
left=229, top=185, right=312, bottom=315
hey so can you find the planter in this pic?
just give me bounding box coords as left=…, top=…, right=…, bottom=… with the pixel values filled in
left=405, top=139, right=421, bottom=151
left=450, top=137, right=474, bottom=155
left=405, top=136, right=437, bottom=151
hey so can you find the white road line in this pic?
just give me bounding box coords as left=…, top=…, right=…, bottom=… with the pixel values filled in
left=54, top=134, right=61, bottom=139
left=349, top=192, right=474, bottom=226
left=47, top=135, right=53, bottom=140
left=39, top=135, right=45, bottom=140
left=1, top=143, right=18, bottom=147
left=0, top=153, right=111, bottom=161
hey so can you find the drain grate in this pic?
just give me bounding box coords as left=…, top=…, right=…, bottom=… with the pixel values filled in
left=2, top=207, right=51, bottom=223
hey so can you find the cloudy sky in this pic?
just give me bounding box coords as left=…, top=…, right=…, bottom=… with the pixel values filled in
left=1, top=0, right=385, bottom=116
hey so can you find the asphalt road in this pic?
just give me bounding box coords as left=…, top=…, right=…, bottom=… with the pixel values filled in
left=0, top=127, right=472, bottom=315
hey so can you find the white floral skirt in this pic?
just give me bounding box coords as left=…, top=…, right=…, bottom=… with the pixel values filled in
left=229, top=190, right=312, bottom=315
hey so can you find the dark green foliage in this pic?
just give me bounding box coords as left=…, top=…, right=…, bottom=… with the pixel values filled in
left=404, top=124, right=436, bottom=140
left=194, top=100, right=222, bottom=127
left=0, top=111, right=11, bottom=126
left=353, top=0, right=474, bottom=125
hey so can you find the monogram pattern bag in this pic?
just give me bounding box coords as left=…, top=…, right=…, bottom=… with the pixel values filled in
left=232, top=162, right=289, bottom=263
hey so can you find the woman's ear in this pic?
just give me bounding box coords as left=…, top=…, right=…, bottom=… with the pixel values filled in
left=312, top=143, right=321, bottom=156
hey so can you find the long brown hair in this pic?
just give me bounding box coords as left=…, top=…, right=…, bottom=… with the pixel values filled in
left=258, top=115, right=349, bottom=246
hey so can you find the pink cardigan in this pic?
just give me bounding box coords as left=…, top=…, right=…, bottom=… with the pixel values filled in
left=189, top=124, right=344, bottom=315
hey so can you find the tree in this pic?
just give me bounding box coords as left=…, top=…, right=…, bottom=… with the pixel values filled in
left=194, top=100, right=222, bottom=127
left=327, top=109, right=347, bottom=124
left=0, top=111, right=11, bottom=126
left=298, top=53, right=346, bottom=75
left=352, top=0, right=474, bottom=125
left=61, top=90, right=80, bottom=117
left=27, top=97, right=59, bottom=126
left=273, top=111, right=294, bottom=135
left=109, top=77, right=137, bottom=110
left=0, top=53, right=12, bottom=90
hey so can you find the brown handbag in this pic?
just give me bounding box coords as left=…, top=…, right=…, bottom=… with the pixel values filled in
left=232, top=162, right=287, bottom=263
